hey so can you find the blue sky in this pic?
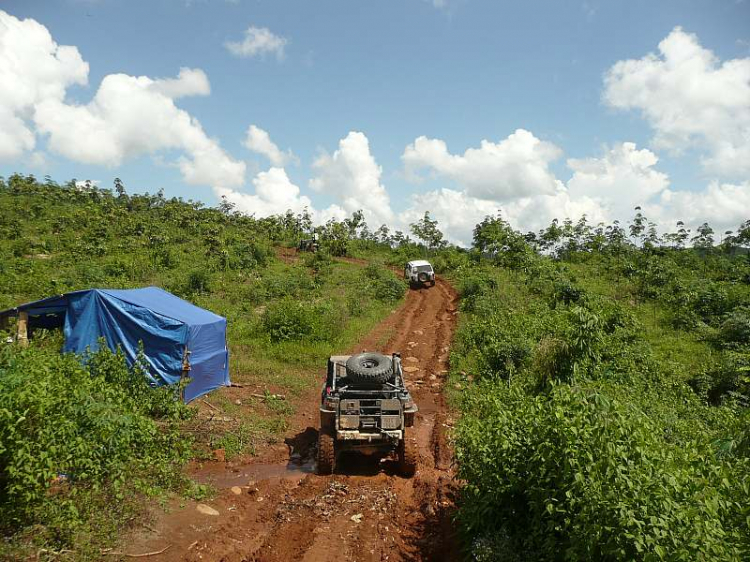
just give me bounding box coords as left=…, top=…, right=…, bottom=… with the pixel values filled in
left=1, top=0, right=749, bottom=243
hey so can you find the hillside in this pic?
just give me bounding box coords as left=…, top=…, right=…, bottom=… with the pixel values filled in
left=1, top=175, right=749, bottom=561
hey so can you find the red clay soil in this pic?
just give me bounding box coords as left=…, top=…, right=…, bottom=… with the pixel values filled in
left=126, top=278, right=461, bottom=562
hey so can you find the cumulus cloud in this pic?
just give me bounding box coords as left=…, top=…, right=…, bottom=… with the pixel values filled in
left=216, top=167, right=346, bottom=222
left=34, top=71, right=245, bottom=187
left=0, top=9, right=244, bottom=188
left=647, top=181, right=750, bottom=234
left=0, top=10, right=88, bottom=159
left=567, top=142, right=670, bottom=217
left=604, top=26, right=750, bottom=177
left=149, top=67, right=210, bottom=98
left=243, top=125, right=296, bottom=166
left=399, top=187, right=607, bottom=247
left=398, top=138, right=743, bottom=246
left=310, top=131, right=395, bottom=227
left=225, top=26, right=287, bottom=60
left=402, top=129, right=564, bottom=199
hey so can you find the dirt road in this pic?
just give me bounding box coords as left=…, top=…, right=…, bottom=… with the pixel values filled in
left=128, top=277, right=460, bottom=562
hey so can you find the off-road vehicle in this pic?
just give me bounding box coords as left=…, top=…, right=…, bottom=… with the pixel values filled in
left=298, top=233, right=320, bottom=252
left=404, top=259, right=436, bottom=288
left=317, top=352, right=418, bottom=477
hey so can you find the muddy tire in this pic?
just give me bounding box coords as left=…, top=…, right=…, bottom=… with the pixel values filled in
left=345, top=352, right=393, bottom=385
left=398, top=434, right=418, bottom=477
left=317, top=430, right=336, bottom=475
left=418, top=272, right=429, bottom=284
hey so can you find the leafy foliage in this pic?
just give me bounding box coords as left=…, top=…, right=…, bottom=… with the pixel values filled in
left=0, top=342, right=191, bottom=543
left=450, top=208, right=750, bottom=561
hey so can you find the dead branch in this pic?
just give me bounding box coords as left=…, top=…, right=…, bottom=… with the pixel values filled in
left=102, top=544, right=171, bottom=557
left=251, top=393, right=286, bottom=401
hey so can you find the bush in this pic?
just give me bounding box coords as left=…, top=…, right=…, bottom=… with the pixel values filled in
left=362, top=263, right=406, bottom=303
left=0, top=344, right=191, bottom=540
left=456, top=382, right=750, bottom=561
left=261, top=299, right=340, bottom=342
left=720, top=307, right=750, bottom=346
left=186, top=269, right=211, bottom=294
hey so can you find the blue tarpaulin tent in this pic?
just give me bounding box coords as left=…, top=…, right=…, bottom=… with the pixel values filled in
left=0, top=287, right=230, bottom=402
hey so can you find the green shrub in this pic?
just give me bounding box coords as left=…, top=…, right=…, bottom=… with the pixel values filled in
left=0, top=344, right=191, bottom=540
left=362, top=264, right=406, bottom=303
left=721, top=307, right=750, bottom=346
left=456, top=382, right=750, bottom=561
left=261, top=299, right=340, bottom=342
left=186, top=269, right=211, bottom=294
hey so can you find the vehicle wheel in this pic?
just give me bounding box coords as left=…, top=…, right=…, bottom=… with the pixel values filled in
left=345, top=352, right=393, bottom=385
left=418, top=272, right=429, bottom=284
left=398, top=434, right=418, bottom=477
left=430, top=279, right=436, bottom=287
left=317, top=430, right=336, bottom=475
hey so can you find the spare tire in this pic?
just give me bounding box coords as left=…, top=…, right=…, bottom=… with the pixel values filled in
left=418, top=272, right=429, bottom=283
left=345, top=352, right=393, bottom=385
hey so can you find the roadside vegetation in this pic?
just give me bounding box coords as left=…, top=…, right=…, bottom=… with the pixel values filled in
left=5, top=173, right=747, bottom=561
left=450, top=213, right=750, bottom=561
left=0, top=174, right=417, bottom=559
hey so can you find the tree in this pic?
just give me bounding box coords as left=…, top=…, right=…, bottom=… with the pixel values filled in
left=298, top=208, right=313, bottom=234
left=218, top=195, right=236, bottom=216
left=344, top=210, right=365, bottom=238
left=410, top=211, right=446, bottom=250
left=114, top=177, right=126, bottom=198
left=629, top=207, right=647, bottom=245
left=735, top=220, right=750, bottom=248
left=691, top=222, right=715, bottom=250
left=376, top=224, right=391, bottom=245
left=473, top=213, right=533, bottom=268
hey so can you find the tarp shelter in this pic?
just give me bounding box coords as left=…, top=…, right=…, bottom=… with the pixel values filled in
left=0, top=287, right=230, bottom=402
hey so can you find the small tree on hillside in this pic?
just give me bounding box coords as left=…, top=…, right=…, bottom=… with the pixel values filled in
left=692, top=222, right=715, bottom=250
left=473, top=213, right=533, bottom=268
left=410, top=211, right=446, bottom=250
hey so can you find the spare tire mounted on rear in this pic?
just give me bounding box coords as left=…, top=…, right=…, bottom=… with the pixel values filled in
left=345, top=352, right=393, bottom=385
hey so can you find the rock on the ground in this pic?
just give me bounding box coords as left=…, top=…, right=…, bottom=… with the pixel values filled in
left=197, top=504, right=220, bottom=516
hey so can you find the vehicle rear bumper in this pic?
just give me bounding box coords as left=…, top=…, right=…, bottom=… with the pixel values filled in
left=336, top=429, right=402, bottom=441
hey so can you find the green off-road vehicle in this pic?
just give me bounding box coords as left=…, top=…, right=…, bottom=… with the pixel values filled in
left=317, top=352, right=418, bottom=477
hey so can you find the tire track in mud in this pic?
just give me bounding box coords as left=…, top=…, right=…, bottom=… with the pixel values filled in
left=127, top=277, right=460, bottom=562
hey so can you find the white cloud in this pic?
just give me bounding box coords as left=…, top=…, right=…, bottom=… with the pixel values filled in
left=225, top=26, right=287, bottom=60
left=567, top=142, right=669, bottom=216
left=0, top=10, right=88, bottom=159
left=647, top=181, right=750, bottom=234
left=34, top=71, right=245, bottom=187
left=310, top=131, right=395, bottom=226
left=243, top=125, right=296, bottom=166
left=0, top=107, right=35, bottom=159
left=399, top=188, right=607, bottom=246
left=604, top=26, right=750, bottom=177
left=149, top=67, right=210, bottom=98
left=0, top=10, right=244, bottom=188
left=216, top=167, right=346, bottom=222
left=402, top=129, right=564, bottom=199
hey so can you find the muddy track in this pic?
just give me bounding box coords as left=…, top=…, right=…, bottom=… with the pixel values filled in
left=128, top=277, right=460, bottom=562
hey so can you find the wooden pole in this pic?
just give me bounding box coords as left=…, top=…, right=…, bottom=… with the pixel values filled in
left=17, top=311, right=28, bottom=348
left=180, top=347, right=191, bottom=402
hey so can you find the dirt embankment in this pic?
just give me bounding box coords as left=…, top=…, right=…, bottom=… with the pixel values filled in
left=128, top=277, right=460, bottom=562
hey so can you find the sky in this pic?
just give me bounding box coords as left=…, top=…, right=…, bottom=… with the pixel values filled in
left=0, top=0, right=749, bottom=245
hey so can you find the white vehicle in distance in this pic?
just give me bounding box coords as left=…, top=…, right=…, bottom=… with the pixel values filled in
left=404, top=260, right=436, bottom=289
